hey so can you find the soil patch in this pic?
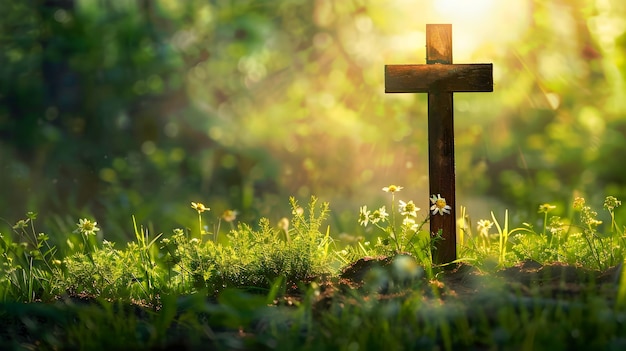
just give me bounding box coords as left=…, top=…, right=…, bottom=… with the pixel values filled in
left=327, top=256, right=622, bottom=303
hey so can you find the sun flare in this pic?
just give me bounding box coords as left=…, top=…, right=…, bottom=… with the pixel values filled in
left=430, top=0, right=529, bottom=58
left=434, top=0, right=497, bottom=21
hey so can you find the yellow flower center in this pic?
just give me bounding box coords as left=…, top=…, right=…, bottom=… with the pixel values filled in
left=191, top=202, right=209, bottom=213
left=222, top=210, right=237, bottom=222
left=436, top=199, right=447, bottom=209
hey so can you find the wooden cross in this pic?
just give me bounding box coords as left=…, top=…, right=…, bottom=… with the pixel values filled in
left=384, top=24, right=493, bottom=264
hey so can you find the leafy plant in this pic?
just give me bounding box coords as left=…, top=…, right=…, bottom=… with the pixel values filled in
left=357, top=185, right=442, bottom=274
left=460, top=196, right=626, bottom=271
left=0, top=212, right=62, bottom=302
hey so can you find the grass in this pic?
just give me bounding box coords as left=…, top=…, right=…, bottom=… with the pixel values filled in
left=1, top=191, right=626, bottom=350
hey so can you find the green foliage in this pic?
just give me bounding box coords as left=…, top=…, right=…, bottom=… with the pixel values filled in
left=460, top=195, right=626, bottom=271
left=0, top=212, right=62, bottom=302
left=4, top=194, right=626, bottom=350
left=4, top=192, right=626, bottom=304
left=355, top=185, right=436, bottom=271
left=4, top=282, right=626, bottom=351
left=286, top=290, right=626, bottom=351
left=170, top=196, right=335, bottom=293
left=3, top=196, right=338, bottom=303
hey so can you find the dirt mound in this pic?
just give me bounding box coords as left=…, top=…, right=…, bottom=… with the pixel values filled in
left=331, top=256, right=623, bottom=302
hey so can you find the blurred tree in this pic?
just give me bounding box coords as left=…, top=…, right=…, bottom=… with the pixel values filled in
left=1, top=0, right=626, bottom=243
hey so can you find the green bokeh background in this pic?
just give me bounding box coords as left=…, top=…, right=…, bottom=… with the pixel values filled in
left=2, top=0, right=626, bottom=243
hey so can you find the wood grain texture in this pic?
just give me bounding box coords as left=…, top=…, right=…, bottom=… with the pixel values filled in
left=385, top=64, right=493, bottom=93
left=428, top=92, right=456, bottom=264
left=426, top=24, right=452, bottom=64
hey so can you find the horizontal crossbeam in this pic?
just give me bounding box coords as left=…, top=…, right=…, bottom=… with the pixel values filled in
left=385, top=64, right=493, bottom=93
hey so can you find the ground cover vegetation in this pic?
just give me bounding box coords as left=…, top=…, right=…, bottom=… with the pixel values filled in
left=2, top=191, right=626, bottom=350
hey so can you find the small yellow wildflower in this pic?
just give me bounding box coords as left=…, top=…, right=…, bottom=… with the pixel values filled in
left=588, top=218, right=603, bottom=227
left=398, top=200, right=420, bottom=217
left=477, top=219, right=493, bottom=232
left=430, top=194, right=452, bottom=216
left=277, top=217, right=290, bottom=232
left=191, top=202, right=209, bottom=214
left=382, top=185, right=403, bottom=193
left=477, top=219, right=494, bottom=238
left=74, top=218, right=100, bottom=236
left=573, top=197, right=585, bottom=211
left=538, top=203, right=556, bottom=214
left=604, top=196, right=621, bottom=212
left=370, top=206, right=389, bottom=224
left=221, top=209, right=238, bottom=222
left=12, top=219, right=30, bottom=230
left=358, top=205, right=371, bottom=226
left=402, top=217, right=419, bottom=231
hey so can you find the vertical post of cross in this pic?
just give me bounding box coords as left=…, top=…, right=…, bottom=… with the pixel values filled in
left=426, top=24, right=456, bottom=264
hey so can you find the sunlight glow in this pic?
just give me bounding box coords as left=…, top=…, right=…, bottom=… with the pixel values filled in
left=430, top=0, right=530, bottom=59
left=434, top=0, right=496, bottom=21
